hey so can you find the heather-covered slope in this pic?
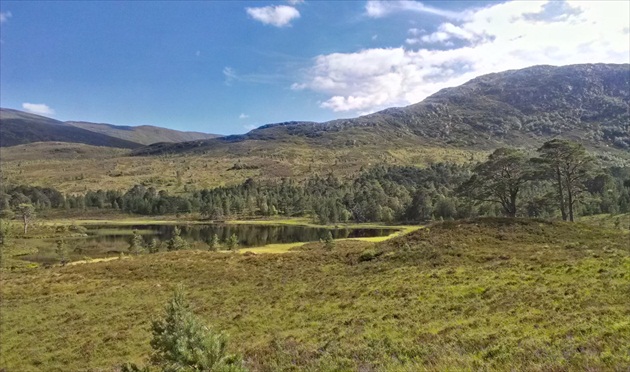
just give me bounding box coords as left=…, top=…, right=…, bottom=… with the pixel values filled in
left=135, top=63, right=630, bottom=156
left=66, top=121, right=218, bottom=145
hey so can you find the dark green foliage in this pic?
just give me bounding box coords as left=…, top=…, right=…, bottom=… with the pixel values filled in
left=0, top=219, right=12, bottom=265
left=122, top=286, right=246, bottom=372
left=2, top=155, right=628, bottom=223
left=226, top=234, right=239, bottom=251
left=322, top=231, right=334, bottom=250
left=206, top=234, right=220, bottom=251
left=358, top=248, right=378, bottom=262
left=167, top=227, right=189, bottom=251
left=128, top=230, right=145, bottom=255
left=458, top=148, right=531, bottom=217
left=535, top=139, right=595, bottom=221
left=55, top=239, right=68, bottom=265
left=147, top=238, right=160, bottom=254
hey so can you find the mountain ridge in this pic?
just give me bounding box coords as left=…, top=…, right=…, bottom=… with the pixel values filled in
left=0, top=108, right=218, bottom=148
left=134, top=63, right=629, bottom=156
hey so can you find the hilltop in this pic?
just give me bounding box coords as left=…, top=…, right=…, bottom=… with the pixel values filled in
left=66, top=121, right=218, bottom=145
left=0, top=108, right=218, bottom=148
left=0, top=109, right=142, bottom=149
left=135, top=63, right=630, bottom=156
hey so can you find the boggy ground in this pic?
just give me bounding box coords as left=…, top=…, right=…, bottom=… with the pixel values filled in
left=1, top=218, right=629, bottom=371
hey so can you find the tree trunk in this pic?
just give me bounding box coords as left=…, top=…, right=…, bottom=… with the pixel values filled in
left=509, top=190, right=518, bottom=218
left=555, top=167, right=567, bottom=221
left=23, top=215, right=28, bottom=234
left=567, top=185, right=574, bottom=222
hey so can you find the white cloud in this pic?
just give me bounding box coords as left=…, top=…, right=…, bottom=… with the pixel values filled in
left=244, top=124, right=257, bottom=131
left=246, top=5, right=300, bottom=27
left=365, top=1, right=462, bottom=20
left=294, top=0, right=630, bottom=113
left=22, top=103, right=55, bottom=116
left=0, top=11, right=11, bottom=24
left=287, top=0, right=304, bottom=4
left=239, top=113, right=249, bottom=119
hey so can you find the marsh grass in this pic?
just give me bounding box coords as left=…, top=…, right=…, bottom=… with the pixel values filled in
left=1, top=218, right=629, bottom=371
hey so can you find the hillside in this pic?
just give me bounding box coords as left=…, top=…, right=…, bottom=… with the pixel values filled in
left=0, top=109, right=142, bottom=149
left=66, top=121, right=218, bottom=145
left=0, top=108, right=218, bottom=148
left=134, top=63, right=630, bottom=156
left=1, top=218, right=628, bottom=370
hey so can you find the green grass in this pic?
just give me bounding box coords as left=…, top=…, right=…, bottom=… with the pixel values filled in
left=1, top=217, right=628, bottom=371
left=1, top=141, right=481, bottom=194
left=579, top=213, right=630, bottom=231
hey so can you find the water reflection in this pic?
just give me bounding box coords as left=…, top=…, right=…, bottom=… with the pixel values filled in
left=85, top=224, right=397, bottom=247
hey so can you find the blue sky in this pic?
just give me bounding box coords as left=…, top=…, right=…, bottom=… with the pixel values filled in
left=1, top=1, right=628, bottom=135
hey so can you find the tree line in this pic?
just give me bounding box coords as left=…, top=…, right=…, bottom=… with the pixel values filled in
left=1, top=140, right=628, bottom=225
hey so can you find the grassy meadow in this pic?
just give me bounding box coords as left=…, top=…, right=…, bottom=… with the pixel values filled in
left=0, top=142, right=482, bottom=193
left=1, top=217, right=629, bottom=371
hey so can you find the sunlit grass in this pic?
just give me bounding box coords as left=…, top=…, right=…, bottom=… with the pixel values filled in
left=2, top=218, right=628, bottom=371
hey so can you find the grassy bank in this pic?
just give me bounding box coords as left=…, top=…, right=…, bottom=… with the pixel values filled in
left=1, top=218, right=628, bottom=371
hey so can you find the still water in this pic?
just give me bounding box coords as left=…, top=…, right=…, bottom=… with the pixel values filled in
left=84, top=224, right=398, bottom=247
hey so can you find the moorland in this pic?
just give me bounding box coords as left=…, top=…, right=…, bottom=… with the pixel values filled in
left=1, top=63, right=629, bottom=371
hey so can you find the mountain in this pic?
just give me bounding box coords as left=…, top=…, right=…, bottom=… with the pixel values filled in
left=0, top=109, right=218, bottom=148
left=65, top=121, right=218, bottom=145
left=0, top=109, right=142, bottom=149
left=134, top=63, right=630, bottom=156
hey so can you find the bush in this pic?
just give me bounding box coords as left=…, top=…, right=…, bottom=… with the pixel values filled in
left=122, top=286, right=246, bottom=372
left=358, top=248, right=379, bottom=262
left=167, top=227, right=189, bottom=251
left=226, top=234, right=239, bottom=251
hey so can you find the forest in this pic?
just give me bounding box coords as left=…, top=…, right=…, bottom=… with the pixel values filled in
left=2, top=140, right=629, bottom=226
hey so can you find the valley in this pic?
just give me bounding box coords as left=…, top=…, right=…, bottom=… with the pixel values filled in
left=1, top=63, right=629, bottom=371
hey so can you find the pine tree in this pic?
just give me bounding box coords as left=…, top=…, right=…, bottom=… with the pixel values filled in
left=128, top=230, right=145, bottom=255
left=167, top=226, right=189, bottom=251
left=0, top=219, right=12, bottom=266
left=147, top=238, right=160, bottom=254
left=323, top=231, right=334, bottom=250
left=55, top=239, right=68, bottom=265
left=226, top=234, right=239, bottom=251
left=207, top=233, right=220, bottom=251
left=122, top=286, right=246, bottom=372
left=535, top=140, right=594, bottom=221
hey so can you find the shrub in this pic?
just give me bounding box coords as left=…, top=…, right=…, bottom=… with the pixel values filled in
left=122, top=286, right=246, bottom=372
left=359, top=248, right=378, bottom=262
left=321, top=231, right=335, bottom=250
left=226, top=234, right=239, bottom=251
left=167, top=227, right=189, bottom=251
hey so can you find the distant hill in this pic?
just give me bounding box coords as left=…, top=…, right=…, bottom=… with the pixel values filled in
left=135, top=63, right=630, bottom=156
left=66, top=121, right=218, bottom=145
left=0, top=108, right=218, bottom=148
left=0, top=109, right=142, bottom=149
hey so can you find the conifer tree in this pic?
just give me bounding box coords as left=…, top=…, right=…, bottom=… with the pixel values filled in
left=122, top=286, right=246, bottom=372
left=167, top=227, right=189, bottom=251
left=128, top=230, right=145, bottom=255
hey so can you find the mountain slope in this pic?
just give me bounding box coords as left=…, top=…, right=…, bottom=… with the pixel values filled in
left=134, top=63, right=630, bottom=156
left=0, top=109, right=142, bottom=149
left=66, top=121, right=218, bottom=145
left=0, top=109, right=218, bottom=148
